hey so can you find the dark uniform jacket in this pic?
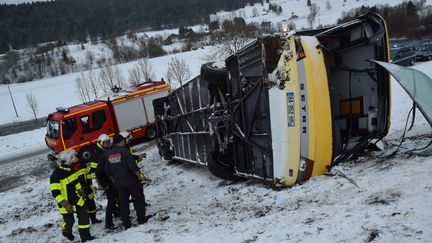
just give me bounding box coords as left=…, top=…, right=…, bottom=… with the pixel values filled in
left=94, top=145, right=111, bottom=189
left=104, top=146, right=141, bottom=188
left=50, top=165, right=86, bottom=214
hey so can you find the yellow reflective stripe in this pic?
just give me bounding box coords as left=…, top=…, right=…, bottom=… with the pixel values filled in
left=60, top=172, right=79, bottom=185
left=77, top=197, right=85, bottom=207
left=88, top=209, right=97, bottom=214
left=90, top=162, right=98, bottom=169
left=59, top=205, right=76, bottom=214
left=55, top=195, right=65, bottom=204
left=50, top=183, right=62, bottom=191
left=88, top=192, right=94, bottom=199
left=78, top=224, right=91, bottom=229
left=75, top=182, right=82, bottom=191
left=61, top=222, right=66, bottom=230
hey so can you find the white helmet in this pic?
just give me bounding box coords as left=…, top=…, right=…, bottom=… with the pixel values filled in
left=57, top=149, right=79, bottom=166
left=97, top=134, right=110, bottom=145
left=119, top=131, right=132, bottom=144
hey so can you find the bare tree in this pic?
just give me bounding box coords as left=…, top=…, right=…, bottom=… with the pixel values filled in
left=326, top=0, right=332, bottom=11
left=99, top=64, right=125, bottom=94
left=75, top=75, right=91, bottom=102
left=25, top=92, right=39, bottom=121
left=136, top=58, right=155, bottom=82
left=307, top=3, right=320, bottom=28
left=166, top=57, right=191, bottom=87
left=75, top=70, right=100, bottom=102
left=86, top=69, right=100, bottom=99
left=252, top=7, right=259, bottom=17
left=85, top=51, right=95, bottom=69
left=127, top=58, right=156, bottom=85
left=214, top=33, right=251, bottom=57
left=128, top=68, right=142, bottom=86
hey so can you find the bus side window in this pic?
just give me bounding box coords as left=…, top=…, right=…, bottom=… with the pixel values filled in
left=80, top=116, right=90, bottom=133
left=62, top=118, right=78, bottom=139
left=92, top=110, right=107, bottom=131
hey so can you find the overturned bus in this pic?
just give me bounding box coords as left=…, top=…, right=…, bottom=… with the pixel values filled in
left=153, top=13, right=392, bottom=187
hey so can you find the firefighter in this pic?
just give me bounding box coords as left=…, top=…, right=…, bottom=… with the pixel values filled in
left=104, top=134, right=147, bottom=229
left=76, top=152, right=102, bottom=224
left=95, top=134, right=120, bottom=229
left=119, top=131, right=146, bottom=161
left=50, top=149, right=94, bottom=242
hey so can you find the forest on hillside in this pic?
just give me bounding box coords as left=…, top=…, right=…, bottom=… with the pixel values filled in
left=0, top=0, right=263, bottom=53
left=338, top=0, right=432, bottom=39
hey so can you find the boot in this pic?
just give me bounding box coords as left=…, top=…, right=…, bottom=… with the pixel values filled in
left=62, top=231, right=75, bottom=241
left=79, top=229, right=95, bottom=242
left=81, top=236, right=96, bottom=242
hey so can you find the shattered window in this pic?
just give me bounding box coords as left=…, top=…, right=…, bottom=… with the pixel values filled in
left=374, top=61, right=432, bottom=126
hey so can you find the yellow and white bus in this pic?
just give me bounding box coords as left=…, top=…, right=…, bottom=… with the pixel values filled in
left=155, top=13, right=391, bottom=187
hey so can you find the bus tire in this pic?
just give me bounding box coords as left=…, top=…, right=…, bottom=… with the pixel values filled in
left=207, top=150, right=242, bottom=181
left=200, top=62, right=227, bottom=86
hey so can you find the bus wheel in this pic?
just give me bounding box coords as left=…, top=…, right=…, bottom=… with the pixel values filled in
left=207, top=150, right=242, bottom=181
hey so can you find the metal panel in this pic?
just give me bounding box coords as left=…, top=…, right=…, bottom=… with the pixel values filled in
left=227, top=36, right=281, bottom=180
left=166, top=77, right=214, bottom=165
left=113, top=97, right=148, bottom=131
left=143, top=90, right=169, bottom=123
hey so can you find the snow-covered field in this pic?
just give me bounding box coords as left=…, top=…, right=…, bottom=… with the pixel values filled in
left=1, top=1, right=432, bottom=242
left=0, top=59, right=432, bottom=242
left=1, top=0, right=422, bottom=126
left=1, top=75, right=432, bottom=242
left=0, top=47, right=210, bottom=125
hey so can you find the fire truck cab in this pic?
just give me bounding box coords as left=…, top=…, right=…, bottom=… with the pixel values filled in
left=46, top=81, right=170, bottom=161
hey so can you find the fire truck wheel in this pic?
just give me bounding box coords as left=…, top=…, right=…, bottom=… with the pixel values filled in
left=78, top=147, right=94, bottom=162
left=207, top=150, right=242, bottom=181
left=146, top=127, right=157, bottom=140
left=200, top=62, right=227, bottom=86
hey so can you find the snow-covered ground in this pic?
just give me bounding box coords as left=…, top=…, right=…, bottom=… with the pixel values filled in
left=1, top=1, right=432, bottom=242
left=212, top=0, right=432, bottom=30
left=0, top=47, right=210, bottom=125
left=3, top=0, right=428, bottom=126
left=0, top=71, right=432, bottom=242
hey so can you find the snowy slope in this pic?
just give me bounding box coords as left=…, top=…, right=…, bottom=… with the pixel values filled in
left=1, top=51, right=432, bottom=243
left=213, top=0, right=432, bottom=30
left=2, top=0, right=431, bottom=125
left=0, top=47, right=210, bottom=125
left=1, top=2, right=432, bottom=241
left=1, top=74, right=432, bottom=242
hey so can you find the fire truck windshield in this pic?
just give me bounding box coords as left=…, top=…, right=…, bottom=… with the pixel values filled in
left=46, top=119, right=59, bottom=138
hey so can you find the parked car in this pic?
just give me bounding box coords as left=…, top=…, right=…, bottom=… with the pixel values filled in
left=390, top=44, right=416, bottom=66
left=416, top=41, right=432, bottom=61
left=154, top=13, right=392, bottom=187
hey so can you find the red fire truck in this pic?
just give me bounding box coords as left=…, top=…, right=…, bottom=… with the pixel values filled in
left=45, top=81, right=171, bottom=161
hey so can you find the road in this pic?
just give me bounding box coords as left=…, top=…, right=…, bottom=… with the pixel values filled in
left=0, top=145, right=49, bottom=166
left=0, top=117, right=46, bottom=137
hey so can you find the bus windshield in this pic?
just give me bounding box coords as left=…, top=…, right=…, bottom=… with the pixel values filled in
left=46, top=119, right=59, bottom=138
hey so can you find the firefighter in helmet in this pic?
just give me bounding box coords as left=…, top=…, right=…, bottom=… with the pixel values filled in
left=119, top=131, right=146, bottom=161
left=50, top=149, right=94, bottom=242
left=75, top=150, right=102, bottom=224
left=95, top=134, right=120, bottom=229
left=104, top=133, right=147, bottom=229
